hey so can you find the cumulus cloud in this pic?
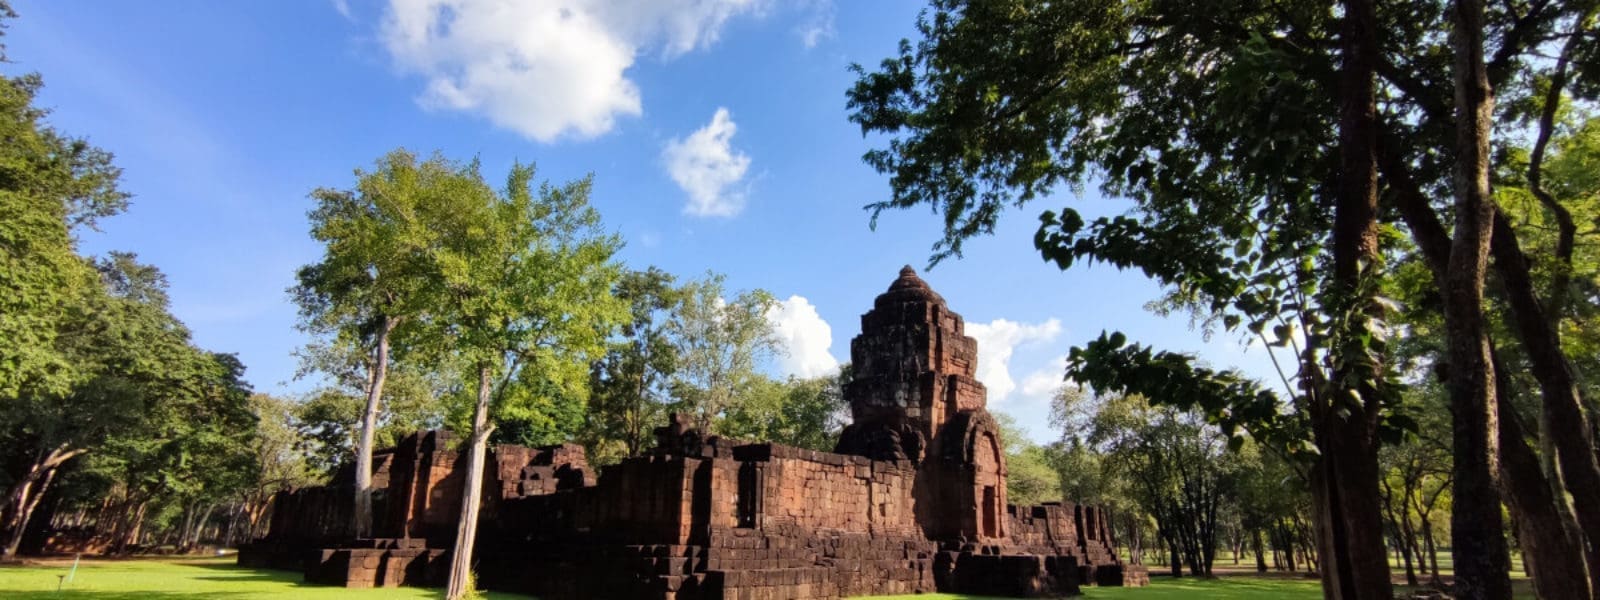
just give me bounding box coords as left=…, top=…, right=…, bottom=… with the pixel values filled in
left=767, top=295, right=840, bottom=379
left=663, top=108, right=752, bottom=217
left=1017, top=355, right=1070, bottom=403
left=380, top=0, right=760, bottom=142
left=966, top=318, right=1062, bottom=402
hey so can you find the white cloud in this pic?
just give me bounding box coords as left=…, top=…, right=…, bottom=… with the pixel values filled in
left=380, top=0, right=761, bottom=142
left=966, top=318, right=1062, bottom=402
left=663, top=108, right=752, bottom=217
left=1015, top=355, right=1075, bottom=408
left=795, top=0, right=835, bottom=48
left=1019, top=357, right=1067, bottom=399
left=332, top=0, right=353, bottom=19
left=767, top=295, right=839, bottom=379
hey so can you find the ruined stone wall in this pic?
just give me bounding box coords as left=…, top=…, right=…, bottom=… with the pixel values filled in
left=728, top=444, right=919, bottom=538
left=376, top=431, right=464, bottom=544
left=490, top=443, right=595, bottom=498
left=1006, top=503, right=1081, bottom=554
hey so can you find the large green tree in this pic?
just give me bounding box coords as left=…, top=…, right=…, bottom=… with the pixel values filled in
left=0, top=2, right=127, bottom=404
left=0, top=0, right=126, bottom=411
left=3, top=253, right=257, bottom=558
left=846, top=1, right=1600, bottom=597
left=419, top=159, right=625, bottom=600
left=293, top=149, right=446, bottom=538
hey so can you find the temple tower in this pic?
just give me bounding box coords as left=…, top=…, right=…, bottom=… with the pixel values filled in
left=836, top=266, right=1008, bottom=541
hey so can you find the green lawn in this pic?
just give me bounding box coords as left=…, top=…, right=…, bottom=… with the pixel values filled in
left=861, top=575, right=1326, bottom=600
left=0, top=556, right=1527, bottom=599
left=0, top=557, right=530, bottom=600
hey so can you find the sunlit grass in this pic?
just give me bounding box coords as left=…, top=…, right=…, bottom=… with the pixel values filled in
left=0, top=556, right=530, bottom=600
left=0, top=555, right=1535, bottom=599
left=860, top=575, right=1325, bottom=600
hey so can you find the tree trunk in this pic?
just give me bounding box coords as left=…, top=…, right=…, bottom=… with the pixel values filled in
left=114, top=500, right=148, bottom=555
left=1317, top=1, right=1396, bottom=598
left=1444, top=0, right=1513, bottom=597
left=0, top=445, right=86, bottom=517
left=1254, top=529, right=1268, bottom=573
left=1493, top=351, right=1594, bottom=599
left=354, top=315, right=396, bottom=539
left=1, top=467, right=55, bottom=559
left=177, top=503, right=197, bottom=551
left=1, top=477, right=37, bottom=559
left=1383, top=478, right=1419, bottom=587
left=1489, top=186, right=1600, bottom=598
left=191, top=504, right=216, bottom=551
left=1129, top=513, right=1143, bottom=565
left=1390, top=70, right=1600, bottom=596
left=445, top=365, right=496, bottom=600
left=224, top=504, right=241, bottom=548
left=1422, top=519, right=1441, bottom=585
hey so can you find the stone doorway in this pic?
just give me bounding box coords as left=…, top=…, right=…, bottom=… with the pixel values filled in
left=981, top=485, right=997, bottom=538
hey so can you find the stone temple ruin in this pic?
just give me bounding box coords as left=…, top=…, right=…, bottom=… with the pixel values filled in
left=239, top=267, right=1148, bottom=598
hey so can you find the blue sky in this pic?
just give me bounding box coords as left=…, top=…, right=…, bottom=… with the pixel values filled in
left=11, top=0, right=1283, bottom=444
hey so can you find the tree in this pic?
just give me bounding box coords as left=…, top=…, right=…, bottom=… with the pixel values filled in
left=718, top=368, right=850, bottom=451
left=293, top=149, right=444, bottom=538
left=587, top=267, right=684, bottom=460
left=992, top=412, right=1062, bottom=507
left=294, top=370, right=445, bottom=480
left=1, top=253, right=202, bottom=557
left=0, top=1, right=128, bottom=404
left=846, top=0, right=1600, bottom=596
left=1442, top=1, right=1514, bottom=596
left=241, top=394, right=318, bottom=540
left=422, top=158, right=625, bottom=600
left=765, top=367, right=851, bottom=451
left=668, top=275, right=780, bottom=433
left=1084, top=395, right=1230, bottom=577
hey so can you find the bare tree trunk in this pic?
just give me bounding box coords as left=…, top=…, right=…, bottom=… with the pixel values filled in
left=2, top=467, right=55, bottom=559
left=177, top=504, right=196, bottom=551
left=224, top=504, right=241, bottom=548
left=355, top=315, right=396, bottom=540
left=1253, top=529, right=1268, bottom=573
left=1445, top=0, right=1513, bottom=597
left=1, top=477, right=38, bottom=559
left=0, top=445, right=86, bottom=517
left=114, top=500, right=149, bottom=555
left=190, top=504, right=216, bottom=551
left=446, top=365, right=496, bottom=600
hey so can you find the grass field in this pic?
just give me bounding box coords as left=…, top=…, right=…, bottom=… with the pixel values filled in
left=860, top=574, right=1327, bottom=599
left=0, top=556, right=1524, bottom=599
left=0, top=557, right=531, bottom=600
